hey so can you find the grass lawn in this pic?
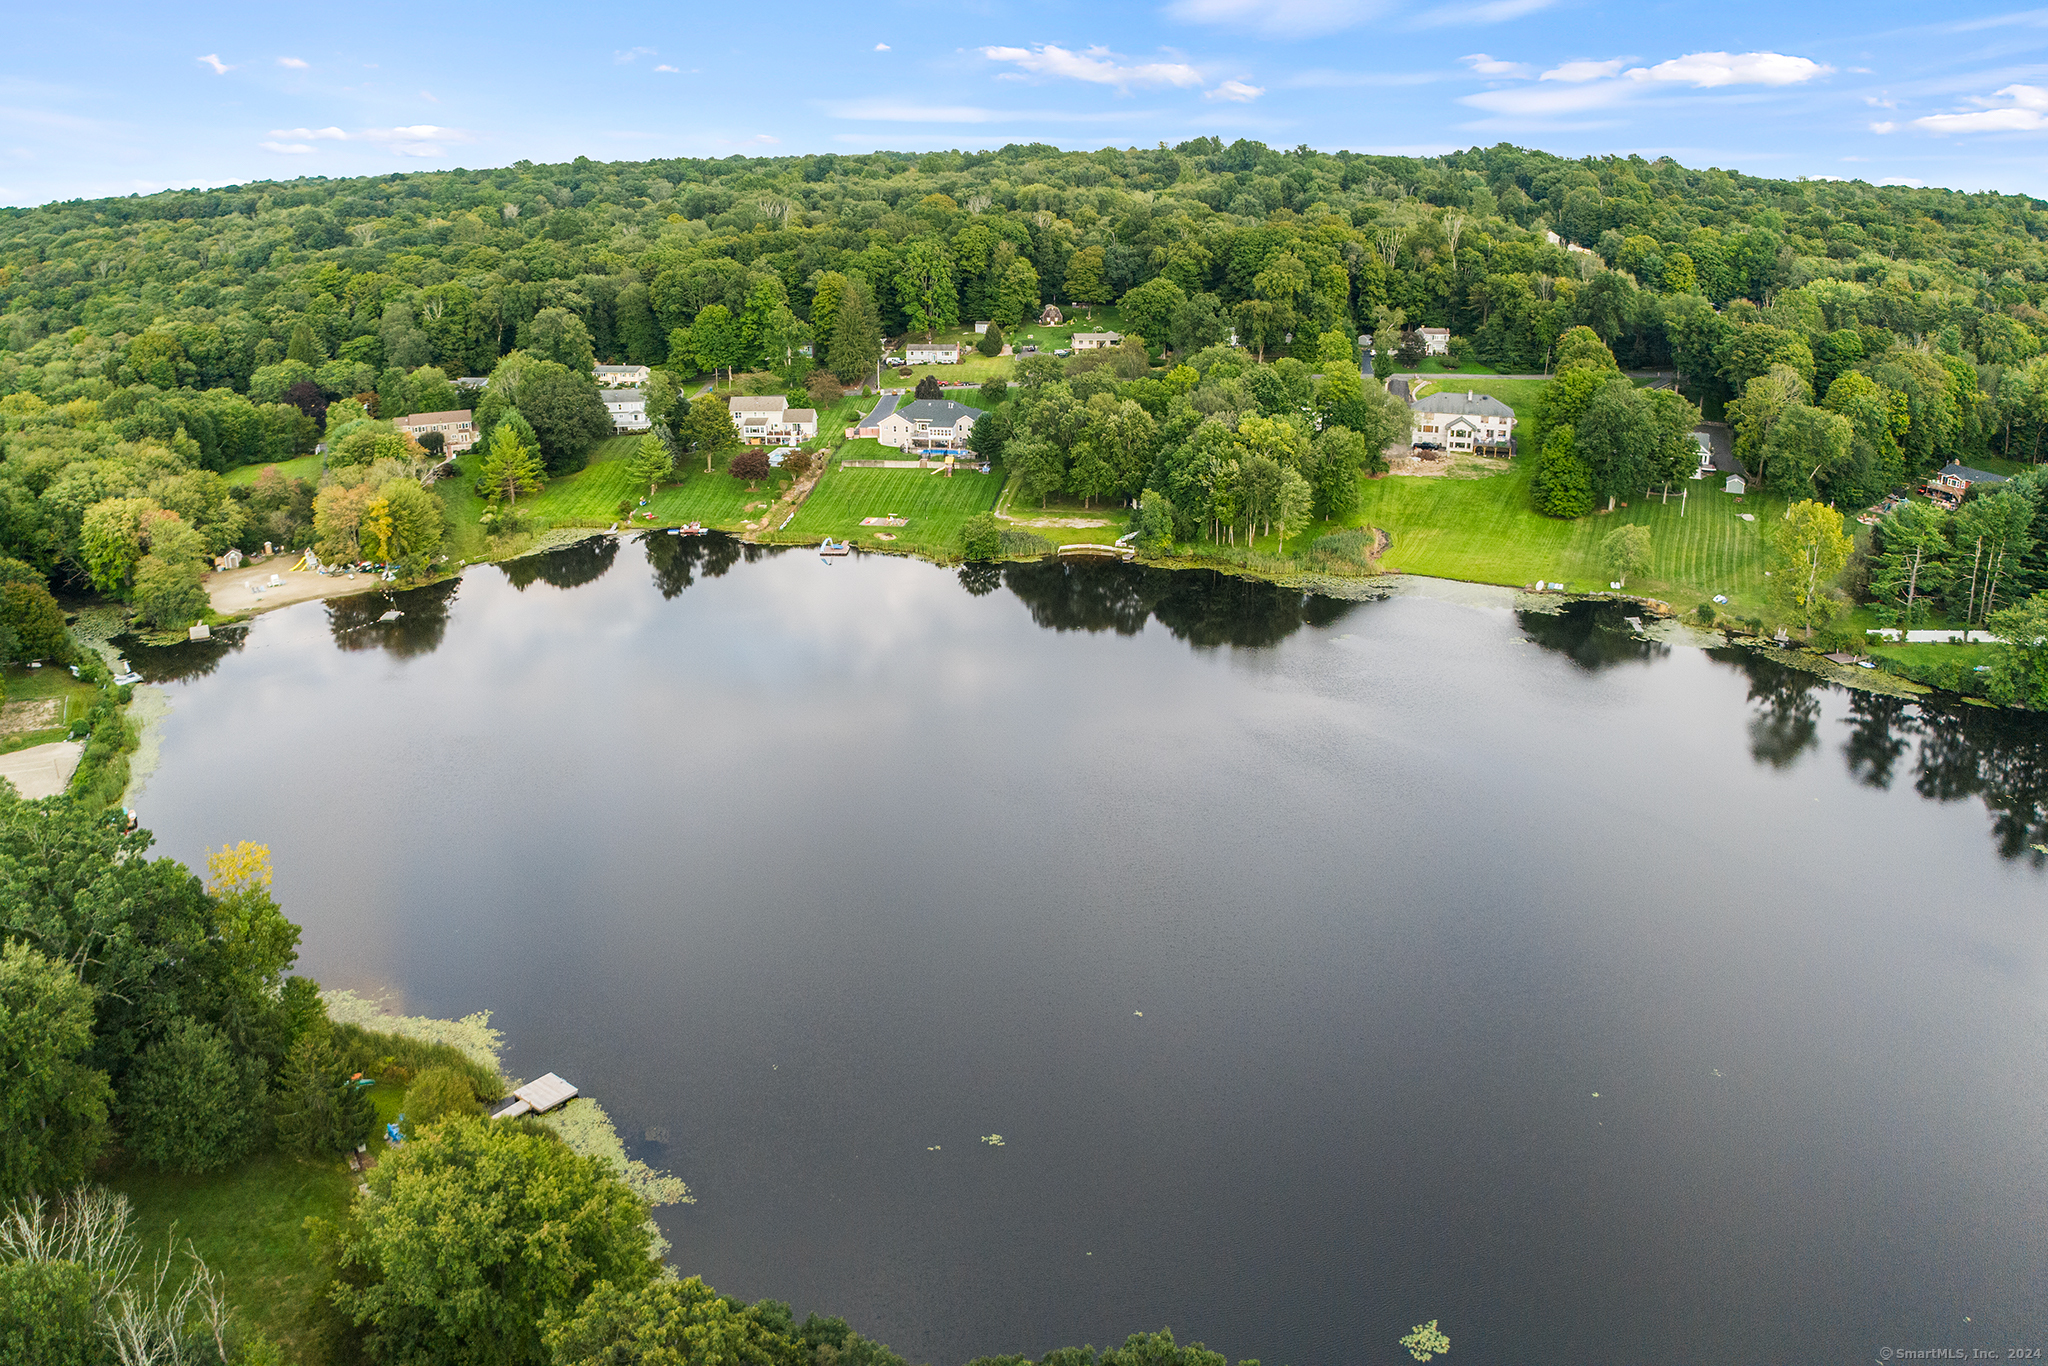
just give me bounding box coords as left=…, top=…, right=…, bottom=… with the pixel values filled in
left=1405, top=356, right=1500, bottom=375
left=779, top=463, right=1003, bottom=554
left=524, top=439, right=762, bottom=529
left=1355, top=456, right=1780, bottom=610
left=224, top=455, right=322, bottom=487
left=1, top=663, right=96, bottom=750
left=111, top=1150, right=355, bottom=1357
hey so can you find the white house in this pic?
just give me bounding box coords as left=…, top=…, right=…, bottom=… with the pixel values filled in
left=601, top=388, right=650, bottom=432
left=1409, top=390, right=1516, bottom=453
left=393, top=408, right=479, bottom=454
left=728, top=395, right=815, bottom=444
left=594, top=364, right=651, bottom=387
left=1070, top=331, right=1122, bottom=351
left=874, top=398, right=984, bottom=451
left=1418, top=327, right=1451, bottom=356
left=1544, top=229, right=1597, bottom=257
left=905, top=342, right=961, bottom=365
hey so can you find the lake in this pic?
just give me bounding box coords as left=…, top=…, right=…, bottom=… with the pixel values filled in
left=128, top=536, right=2048, bottom=1365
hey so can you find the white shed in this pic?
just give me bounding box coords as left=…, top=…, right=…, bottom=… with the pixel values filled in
left=1725, top=474, right=1747, bottom=495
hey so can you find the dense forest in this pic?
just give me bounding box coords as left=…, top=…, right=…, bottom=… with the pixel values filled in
left=5, top=138, right=2048, bottom=636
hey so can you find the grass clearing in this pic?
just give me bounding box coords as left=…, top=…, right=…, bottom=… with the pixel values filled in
left=111, top=1150, right=355, bottom=1358
left=224, top=455, right=322, bottom=487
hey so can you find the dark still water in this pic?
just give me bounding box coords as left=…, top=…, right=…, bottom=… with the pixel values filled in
left=132, top=538, right=2047, bottom=1365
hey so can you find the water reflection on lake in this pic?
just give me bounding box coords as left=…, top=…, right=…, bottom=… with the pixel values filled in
left=127, top=538, right=2048, bottom=1364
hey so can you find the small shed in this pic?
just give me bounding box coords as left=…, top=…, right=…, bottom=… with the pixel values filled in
left=1038, top=304, right=1064, bottom=325
left=490, top=1072, right=579, bottom=1120
left=1725, top=474, right=1747, bottom=495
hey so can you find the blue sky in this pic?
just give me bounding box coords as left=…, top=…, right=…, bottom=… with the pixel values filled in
left=7, top=0, right=2048, bottom=207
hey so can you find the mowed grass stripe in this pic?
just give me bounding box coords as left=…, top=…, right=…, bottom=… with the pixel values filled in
left=785, top=465, right=1002, bottom=552
left=1356, top=457, right=1777, bottom=609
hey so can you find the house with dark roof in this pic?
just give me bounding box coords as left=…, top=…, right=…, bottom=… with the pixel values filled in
left=1924, top=462, right=2009, bottom=508
left=1408, top=390, right=1516, bottom=452
left=875, top=398, right=985, bottom=451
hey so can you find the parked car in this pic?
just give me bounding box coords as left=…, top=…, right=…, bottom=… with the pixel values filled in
left=884, top=356, right=904, bottom=366
left=1017, top=344, right=1039, bottom=354
left=1053, top=348, right=1071, bottom=357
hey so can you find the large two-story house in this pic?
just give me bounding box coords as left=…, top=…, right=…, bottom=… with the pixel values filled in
left=728, top=395, right=817, bottom=445
left=1409, top=390, right=1516, bottom=453
left=594, top=364, right=651, bottom=387
left=874, top=398, right=984, bottom=451
left=905, top=342, right=961, bottom=365
left=393, top=409, right=478, bottom=454
left=602, top=388, right=650, bottom=432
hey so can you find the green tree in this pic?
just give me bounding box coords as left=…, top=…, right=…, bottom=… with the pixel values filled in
left=992, top=259, right=1040, bottom=330
left=686, top=305, right=743, bottom=384
left=122, top=1018, right=264, bottom=1175
left=0, top=1260, right=103, bottom=1366
left=829, top=278, right=884, bottom=385
left=1985, top=591, right=2048, bottom=708
left=1554, top=325, right=1617, bottom=371
left=1274, top=466, right=1313, bottom=553
left=680, top=393, right=736, bottom=472
left=1764, top=403, right=1854, bottom=496
left=525, top=309, right=596, bottom=374
left=808, top=272, right=850, bottom=372
left=1532, top=428, right=1594, bottom=518
left=1769, top=499, right=1853, bottom=636
left=960, top=513, right=1002, bottom=561
left=1117, top=278, right=1186, bottom=357
left=625, top=435, right=675, bottom=501
left=0, top=941, right=111, bottom=1201
left=479, top=425, right=547, bottom=505
left=1064, top=246, right=1108, bottom=306
left=132, top=555, right=209, bottom=630
left=511, top=362, right=613, bottom=473
left=1870, top=502, right=1953, bottom=629
left=272, top=1033, right=374, bottom=1158
left=1533, top=364, right=1615, bottom=443
left=976, top=324, right=1005, bottom=358
left=1601, top=523, right=1653, bottom=586
left=0, top=581, right=73, bottom=662
left=895, top=240, right=958, bottom=341
left=544, top=1274, right=800, bottom=1366
left=285, top=321, right=324, bottom=365
left=398, top=1066, right=481, bottom=1138
left=326, top=1116, right=658, bottom=1366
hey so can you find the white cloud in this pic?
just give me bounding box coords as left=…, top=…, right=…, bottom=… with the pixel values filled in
left=1462, top=53, right=1533, bottom=78
left=1161, top=0, right=1382, bottom=37
left=614, top=47, right=655, bottom=64
left=420, top=90, right=438, bottom=102
left=1407, top=0, right=1555, bottom=27
left=264, top=124, right=471, bottom=156
left=979, top=44, right=1204, bottom=90
left=1460, top=46, right=1830, bottom=123
left=277, top=57, right=308, bottom=69
left=1625, top=51, right=1831, bottom=87
left=1865, top=94, right=1896, bottom=108
left=259, top=141, right=314, bottom=154
left=1461, top=82, right=1636, bottom=116
left=823, top=100, right=1146, bottom=124
left=1880, top=176, right=1924, bottom=186
left=1205, top=79, right=1265, bottom=101
left=1542, top=59, right=1627, bottom=82
left=875, top=43, right=891, bottom=51
left=655, top=64, right=679, bottom=72
left=1871, top=120, right=1898, bottom=133
left=361, top=124, right=471, bottom=155
left=1913, top=83, right=2048, bottom=133
left=197, top=54, right=233, bottom=75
